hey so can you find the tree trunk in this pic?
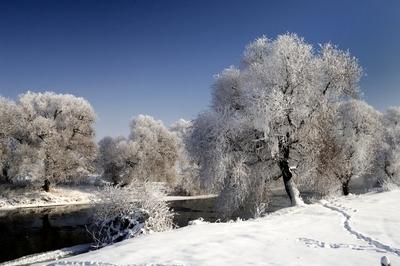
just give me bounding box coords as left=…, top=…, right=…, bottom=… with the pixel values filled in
left=278, top=134, right=303, bottom=206
left=279, top=160, right=302, bottom=206
left=342, top=179, right=350, bottom=196
left=42, top=179, right=50, bottom=192
left=1, top=166, right=10, bottom=183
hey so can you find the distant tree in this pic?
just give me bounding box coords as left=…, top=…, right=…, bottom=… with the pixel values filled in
left=129, top=115, right=178, bottom=184
left=381, top=107, right=400, bottom=186
left=98, top=115, right=178, bottom=186
left=189, top=33, right=362, bottom=213
left=97, top=136, right=131, bottom=185
left=170, top=119, right=200, bottom=195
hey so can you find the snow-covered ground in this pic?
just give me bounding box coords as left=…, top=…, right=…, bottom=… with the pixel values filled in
left=1, top=244, right=92, bottom=266
left=40, top=190, right=400, bottom=266
left=0, top=182, right=216, bottom=211
left=0, top=182, right=211, bottom=211
left=0, top=185, right=101, bottom=211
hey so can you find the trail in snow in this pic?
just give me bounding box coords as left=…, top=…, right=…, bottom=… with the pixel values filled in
left=299, top=200, right=400, bottom=257
left=46, top=262, right=118, bottom=266
left=298, top=237, right=386, bottom=253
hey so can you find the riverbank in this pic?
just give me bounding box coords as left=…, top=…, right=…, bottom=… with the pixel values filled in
left=42, top=190, right=400, bottom=266
left=0, top=188, right=217, bottom=212
left=0, top=185, right=101, bottom=211
left=0, top=194, right=218, bottom=264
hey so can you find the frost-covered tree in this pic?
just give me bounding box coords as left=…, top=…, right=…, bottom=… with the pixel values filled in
left=189, top=33, right=362, bottom=211
left=334, top=100, right=382, bottom=194
left=129, top=115, right=178, bottom=184
left=302, top=102, right=343, bottom=195
left=381, top=107, right=400, bottom=186
left=16, top=91, right=98, bottom=184
left=0, top=92, right=97, bottom=186
left=0, top=97, right=23, bottom=183
left=98, top=136, right=131, bottom=185
left=306, top=100, right=382, bottom=195
left=98, top=115, right=178, bottom=186
left=170, top=119, right=200, bottom=195
left=0, top=92, right=96, bottom=185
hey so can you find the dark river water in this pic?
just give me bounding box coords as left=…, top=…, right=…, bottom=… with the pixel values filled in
left=0, top=198, right=220, bottom=263
left=0, top=194, right=294, bottom=263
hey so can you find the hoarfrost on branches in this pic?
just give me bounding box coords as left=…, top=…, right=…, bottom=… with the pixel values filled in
left=88, top=183, right=173, bottom=248
left=98, top=115, right=179, bottom=186
left=189, top=33, right=363, bottom=215
left=0, top=92, right=97, bottom=186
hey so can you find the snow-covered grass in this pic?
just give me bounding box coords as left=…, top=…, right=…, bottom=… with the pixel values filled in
left=42, top=190, right=400, bottom=266
left=0, top=185, right=101, bottom=210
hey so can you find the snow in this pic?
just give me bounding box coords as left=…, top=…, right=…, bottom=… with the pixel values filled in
left=0, top=182, right=212, bottom=211
left=0, top=185, right=100, bottom=211
left=2, top=244, right=91, bottom=266
left=40, top=190, right=400, bottom=266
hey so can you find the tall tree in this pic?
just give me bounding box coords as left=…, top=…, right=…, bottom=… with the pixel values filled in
left=189, top=34, right=362, bottom=209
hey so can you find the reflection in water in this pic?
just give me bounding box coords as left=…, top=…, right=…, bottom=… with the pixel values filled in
left=0, top=206, right=94, bottom=263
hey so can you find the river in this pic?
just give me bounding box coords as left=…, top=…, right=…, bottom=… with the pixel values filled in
left=0, top=194, right=295, bottom=263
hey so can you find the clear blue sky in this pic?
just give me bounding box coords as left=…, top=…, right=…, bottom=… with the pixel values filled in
left=0, top=0, right=399, bottom=139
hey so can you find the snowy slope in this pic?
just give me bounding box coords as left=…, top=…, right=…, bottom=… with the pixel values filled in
left=42, top=190, right=400, bottom=266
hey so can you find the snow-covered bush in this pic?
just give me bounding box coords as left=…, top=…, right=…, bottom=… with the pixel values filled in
left=88, top=183, right=173, bottom=248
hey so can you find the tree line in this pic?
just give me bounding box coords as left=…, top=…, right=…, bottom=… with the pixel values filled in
left=1, top=33, right=400, bottom=218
